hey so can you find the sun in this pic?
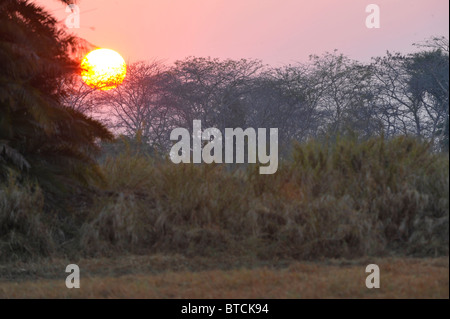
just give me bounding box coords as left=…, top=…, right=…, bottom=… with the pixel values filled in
left=81, top=48, right=127, bottom=91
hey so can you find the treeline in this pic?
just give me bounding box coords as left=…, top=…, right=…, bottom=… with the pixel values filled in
left=63, top=37, right=449, bottom=153
left=1, top=0, right=113, bottom=198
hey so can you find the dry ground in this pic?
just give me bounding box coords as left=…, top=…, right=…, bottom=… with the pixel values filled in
left=0, top=255, right=448, bottom=298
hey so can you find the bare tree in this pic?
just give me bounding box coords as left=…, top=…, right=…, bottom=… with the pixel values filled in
left=165, top=57, right=265, bottom=131
left=306, top=52, right=382, bottom=138
left=245, top=65, right=322, bottom=148
left=372, top=42, right=449, bottom=149
left=73, top=36, right=448, bottom=155
left=99, top=61, right=175, bottom=150
left=58, top=74, right=99, bottom=115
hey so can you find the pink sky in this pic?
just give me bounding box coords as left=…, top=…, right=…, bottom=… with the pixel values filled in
left=37, top=0, right=448, bottom=66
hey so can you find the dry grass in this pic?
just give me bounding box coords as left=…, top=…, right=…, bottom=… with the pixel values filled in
left=76, top=136, right=449, bottom=259
left=0, top=257, right=447, bottom=298
left=0, top=175, right=55, bottom=261
left=0, top=136, right=448, bottom=261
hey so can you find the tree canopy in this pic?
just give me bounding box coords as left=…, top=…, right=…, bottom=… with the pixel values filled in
left=0, top=0, right=113, bottom=195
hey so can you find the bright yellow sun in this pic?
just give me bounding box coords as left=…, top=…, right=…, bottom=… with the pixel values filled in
left=81, top=48, right=127, bottom=91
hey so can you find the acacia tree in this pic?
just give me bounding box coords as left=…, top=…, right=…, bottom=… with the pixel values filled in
left=372, top=40, right=449, bottom=149
left=0, top=0, right=113, bottom=194
left=306, top=52, right=382, bottom=139
left=244, top=65, right=322, bottom=148
left=406, top=40, right=449, bottom=150
left=98, top=61, right=174, bottom=150
left=165, top=57, right=265, bottom=131
left=58, top=73, right=99, bottom=115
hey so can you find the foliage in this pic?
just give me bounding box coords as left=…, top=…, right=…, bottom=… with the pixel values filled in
left=87, top=40, right=449, bottom=154
left=0, top=0, right=113, bottom=196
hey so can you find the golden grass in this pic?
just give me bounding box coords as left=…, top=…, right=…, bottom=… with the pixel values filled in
left=0, top=257, right=447, bottom=298
left=72, top=136, right=449, bottom=260
left=1, top=136, right=448, bottom=261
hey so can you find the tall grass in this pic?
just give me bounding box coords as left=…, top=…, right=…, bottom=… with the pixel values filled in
left=0, top=175, right=55, bottom=261
left=0, top=136, right=448, bottom=261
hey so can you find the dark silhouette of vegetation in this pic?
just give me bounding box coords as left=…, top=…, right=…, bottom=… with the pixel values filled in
left=0, top=0, right=113, bottom=198
left=84, top=40, right=448, bottom=154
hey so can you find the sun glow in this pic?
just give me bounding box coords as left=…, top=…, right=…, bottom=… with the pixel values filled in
left=81, top=48, right=127, bottom=91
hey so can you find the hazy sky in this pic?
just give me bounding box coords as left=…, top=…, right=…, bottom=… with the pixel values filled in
left=37, top=0, right=449, bottom=66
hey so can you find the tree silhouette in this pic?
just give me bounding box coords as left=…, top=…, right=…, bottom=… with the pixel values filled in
left=0, top=0, right=113, bottom=196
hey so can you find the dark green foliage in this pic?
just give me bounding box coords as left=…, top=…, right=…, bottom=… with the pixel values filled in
left=0, top=0, right=113, bottom=195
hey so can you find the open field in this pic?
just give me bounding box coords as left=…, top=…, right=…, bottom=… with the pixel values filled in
left=0, top=255, right=448, bottom=298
